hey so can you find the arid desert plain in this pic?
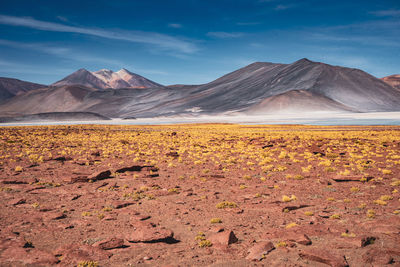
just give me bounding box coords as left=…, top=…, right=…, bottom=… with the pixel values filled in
left=0, top=124, right=399, bottom=266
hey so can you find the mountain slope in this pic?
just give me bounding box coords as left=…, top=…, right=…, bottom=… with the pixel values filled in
left=246, top=90, right=355, bottom=114
left=0, top=85, right=184, bottom=118
left=2, top=58, right=400, bottom=117
left=52, top=68, right=162, bottom=89
left=93, top=68, right=161, bottom=88
left=0, top=77, right=46, bottom=102
left=0, top=112, right=110, bottom=123
left=52, top=69, right=109, bottom=89
left=0, top=85, right=96, bottom=116
left=382, top=74, right=400, bottom=90
left=165, top=58, right=400, bottom=113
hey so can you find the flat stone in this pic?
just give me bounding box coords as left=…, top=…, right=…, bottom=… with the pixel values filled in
left=285, top=233, right=312, bottom=246
left=92, top=238, right=125, bottom=250
left=43, top=211, right=67, bottom=221
left=112, top=201, right=134, bottom=209
left=8, top=198, right=26, bottom=206
left=246, top=241, right=275, bottom=261
left=89, top=170, right=112, bottom=181
left=362, top=248, right=395, bottom=265
left=0, top=246, right=59, bottom=265
left=54, top=244, right=111, bottom=265
left=127, top=221, right=174, bottom=243
left=70, top=170, right=112, bottom=183
left=130, top=214, right=151, bottom=223
left=2, top=177, right=37, bottom=184
left=208, top=230, right=238, bottom=247
left=299, top=248, right=348, bottom=267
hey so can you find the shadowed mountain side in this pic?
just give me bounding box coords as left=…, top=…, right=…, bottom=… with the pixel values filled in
left=382, top=75, right=400, bottom=90
left=0, top=77, right=46, bottom=102
left=0, top=85, right=96, bottom=116
left=246, top=90, right=356, bottom=114
left=0, top=85, right=193, bottom=118
left=164, top=59, right=400, bottom=113
left=82, top=87, right=196, bottom=118
left=0, top=112, right=110, bottom=123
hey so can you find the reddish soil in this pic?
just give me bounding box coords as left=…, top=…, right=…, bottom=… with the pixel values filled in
left=0, top=124, right=399, bottom=266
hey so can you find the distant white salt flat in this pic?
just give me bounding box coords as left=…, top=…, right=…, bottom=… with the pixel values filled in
left=1, top=112, right=400, bottom=127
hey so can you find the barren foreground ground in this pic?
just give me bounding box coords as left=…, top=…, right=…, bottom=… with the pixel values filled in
left=0, top=124, right=399, bottom=266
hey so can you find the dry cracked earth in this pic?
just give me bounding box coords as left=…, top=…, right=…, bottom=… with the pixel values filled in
left=0, top=124, right=399, bottom=266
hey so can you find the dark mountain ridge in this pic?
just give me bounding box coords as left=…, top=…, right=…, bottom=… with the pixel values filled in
left=1, top=58, right=400, bottom=118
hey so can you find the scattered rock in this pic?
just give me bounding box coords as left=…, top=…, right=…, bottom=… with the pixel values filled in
left=332, top=176, right=373, bottom=182
left=362, top=248, right=395, bottom=265
left=0, top=246, right=59, bottom=265
left=71, top=194, right=81, bottom=201
left=361, top=236, right=376, bottom=247
left=89, top=170, right=112, bottom=181
left=43, top=211, right=67, bottom=221
left=285, top=233, right=312, bottom=245
left=130, top=214, right=151, bottom=222
left=127, top=221, right=175, bottom=243
left=166, top=151, right=179, bottom=158
left=8, top=198, right=26, bottom=206
left=103, top=215, right=117, bottom=221
left=93, top=238, right=125, bottom=250
left=54, top=244, right=111, bottom=265
left=208, top=230, right=238, bottom=247
left=69, top=175, right=90, bottom=183
left=53, top=156, right=72, bottom=162
left=282, top=205, right=311, bottom=212
left=112, top=201, right=134, bottom=209
left=70, top=170, right=112, bottom=183
left=299, top=248, right=348, bottom=267
left=116, top=165, right=157, bottom=173
left=2, top=177, right=37, bottom=184
left=210, top=226, right=225, bottom=233
left=246, top=241, right=275, bottom=261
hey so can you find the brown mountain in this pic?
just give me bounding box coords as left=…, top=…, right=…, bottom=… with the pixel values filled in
left=0, top=85, right=96, bottom=116
left=0, top=77, right=45, bottom=102
left=1, top=58, right=400, bottom=118
left=246, top=90, right=356, bottom=114
left=382, top=74, right=400, bottom=90
left=52, top=68, right=162, bottom=89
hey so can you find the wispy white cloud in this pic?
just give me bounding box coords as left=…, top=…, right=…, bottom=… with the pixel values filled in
left=250, top=42, right=267, bottom=48
left=236, top=22, right=261, bottom=26
left=274, top=4, right=290, bottom=10
left=168, top=23, right=182, bottom=28
left=370, top=9, right=400, bottom=17
left=56, top=16, right=68, bottom=22
left=274, top=3, right=298, bottom=11
left=0, top=39, right=70, bottom=56
left=0, top=57, right=73, bottom=76
left=0, top=15, right=198, bottom=54
left=308, top=32, right=400, bottom=47
left=207, top=32, right=244, bottom=38
left=0, top=39, right=125, bottom=65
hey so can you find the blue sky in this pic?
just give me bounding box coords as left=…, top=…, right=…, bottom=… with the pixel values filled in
left=0, top=0, right=399, bottom=85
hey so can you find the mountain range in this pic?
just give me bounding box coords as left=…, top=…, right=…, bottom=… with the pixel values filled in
left=0, top=77, right=45, bottom=102
left=381, top=75, right=400, bottom=90
left=52, top=68, right=161, bottom=89
left=0, top=59, right=399, bottom=119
